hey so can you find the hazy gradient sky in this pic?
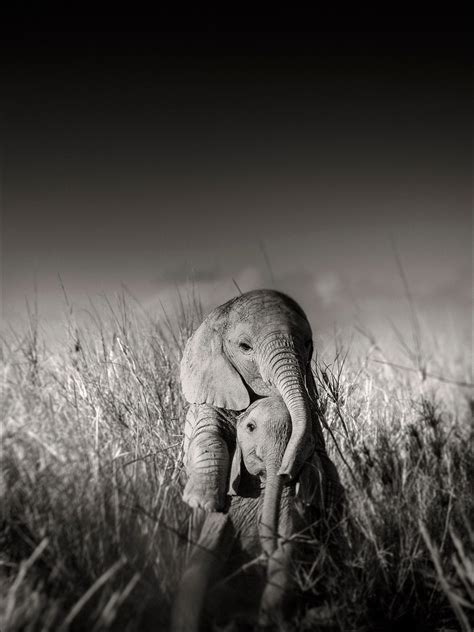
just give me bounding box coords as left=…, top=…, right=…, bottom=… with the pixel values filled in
left=1, top=32, right=471, bottom=336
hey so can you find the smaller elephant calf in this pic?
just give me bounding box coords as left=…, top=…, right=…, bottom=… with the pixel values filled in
left=172, top=395, right=344, bottom=631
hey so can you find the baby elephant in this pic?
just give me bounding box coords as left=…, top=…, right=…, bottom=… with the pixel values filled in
left=172, top=395, right=343, bottom=631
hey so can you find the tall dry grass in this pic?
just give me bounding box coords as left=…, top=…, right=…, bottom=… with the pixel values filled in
left=1, top=290, right=472, bottom=631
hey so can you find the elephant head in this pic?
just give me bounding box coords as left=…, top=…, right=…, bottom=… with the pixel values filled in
left=230, top=396, right=293, bottom=556
left=181, top=289, right=319, bottom=478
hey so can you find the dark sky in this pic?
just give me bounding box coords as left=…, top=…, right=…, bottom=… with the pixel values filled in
left=1, top=32, right=471, bottom=335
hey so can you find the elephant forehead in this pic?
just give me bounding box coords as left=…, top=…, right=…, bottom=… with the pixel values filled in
left=244, top=395, right=291, bottom=423
left=232, top=290, right=308, bottom=321
left=229, top=305, right=311, bottom=337
left=227, top=321, right=253, bottom=338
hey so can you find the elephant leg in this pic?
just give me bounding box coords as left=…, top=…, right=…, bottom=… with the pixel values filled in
left=183, top=404, right=235, bottom=512
left=258, top=538, right=293, bottom=626
left=258, top=490, right=295, bottom=626
left=172, top=512, right=232, bottom=632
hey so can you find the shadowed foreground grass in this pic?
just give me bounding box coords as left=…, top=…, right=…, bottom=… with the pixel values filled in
left=1, top=293, right=472, bottom=631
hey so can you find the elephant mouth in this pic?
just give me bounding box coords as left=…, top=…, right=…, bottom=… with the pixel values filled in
left=245, top=381, right=279, bottom=402
left=244, top=451, right=265, bottom=477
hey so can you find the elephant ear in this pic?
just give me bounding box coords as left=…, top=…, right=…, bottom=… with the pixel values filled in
left=180, top=303, right=250, bottom=411
left=228, top=442, right=242, bottom=496
left=305, top=342, right=318, bottom=405
left=306, top=351, right=327, bottom=451
left=297, top=455, right=325, bottom=510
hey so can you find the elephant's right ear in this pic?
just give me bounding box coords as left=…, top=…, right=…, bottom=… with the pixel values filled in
left=180, top=305, right=250, bottom=411
left=228, top=442, right=242, bottom=496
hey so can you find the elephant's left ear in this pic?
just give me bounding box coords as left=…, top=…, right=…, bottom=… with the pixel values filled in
left=297, top=456, right=325, bottom=510
left=305, top=358, right=318, bottom=406
left=306, top=360, right=327, bottom=450
left=304, top=340, right=317, bottom=400
left=228, top=442, right=242, bottom=496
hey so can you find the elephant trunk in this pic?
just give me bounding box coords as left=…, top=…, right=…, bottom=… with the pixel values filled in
left=258, top=410, right=293, bottom=554
left=259, top=461, right=283, bottom=557
left=259, top=339, right=313, bottom=478
left=258, top=461, right=294, bottom=626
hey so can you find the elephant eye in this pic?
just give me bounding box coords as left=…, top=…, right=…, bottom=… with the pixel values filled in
left=238, top=341, right=253, bottom=352
left=246, top=421, right=256, bottom=432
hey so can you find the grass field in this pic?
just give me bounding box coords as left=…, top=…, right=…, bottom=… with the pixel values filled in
left=1, top=290, right=472, bottom=631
